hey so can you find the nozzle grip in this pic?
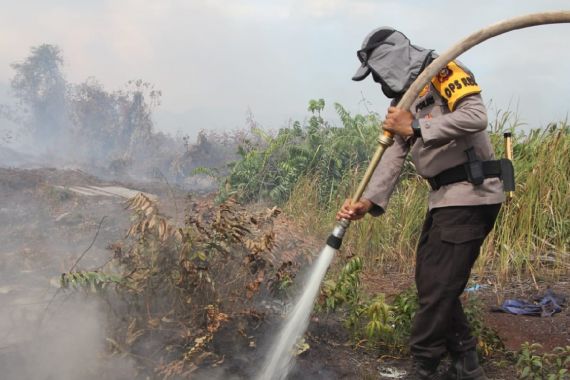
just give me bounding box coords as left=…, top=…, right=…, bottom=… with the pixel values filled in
left=326, top=219, right=350, bottom=249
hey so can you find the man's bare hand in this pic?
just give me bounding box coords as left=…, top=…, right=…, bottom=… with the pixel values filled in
left=336, top=198, right=373, bottom=221
left=383, top=107, right=414, bottom=137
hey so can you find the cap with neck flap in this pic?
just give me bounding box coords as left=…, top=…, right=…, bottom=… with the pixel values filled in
left=353, top=27, right=434, bottom=98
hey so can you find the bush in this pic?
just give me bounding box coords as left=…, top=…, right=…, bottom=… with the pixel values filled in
left=516, top=343, right=570, bottom=380
left=224, top=100, right=381, bottom=204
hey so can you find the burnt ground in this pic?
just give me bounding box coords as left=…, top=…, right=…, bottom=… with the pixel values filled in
left=0, top=167, right=568, bottom=379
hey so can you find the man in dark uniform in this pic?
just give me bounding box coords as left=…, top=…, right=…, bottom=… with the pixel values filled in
left=337, top=27, right=506, bottom=380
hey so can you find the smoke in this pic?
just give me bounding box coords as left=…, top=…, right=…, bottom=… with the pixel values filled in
left=1, top=295, right=135, bottom=380
left=0, top=44, right=244, bottom=192
left=0, top=43, right=300, bottom=380
left=0, top=257, right=137, bottom=380
left=0, top=168, right=136, bottom=380
left=192, top=368, right=242, bottom=380
left=0, top=42, right=261, bottom=380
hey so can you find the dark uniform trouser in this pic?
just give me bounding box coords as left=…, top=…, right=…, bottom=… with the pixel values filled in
left=410, top=203, right=501, bottom=360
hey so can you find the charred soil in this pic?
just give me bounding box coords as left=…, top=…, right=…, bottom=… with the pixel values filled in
left=0, top=167, right=568, bottom=380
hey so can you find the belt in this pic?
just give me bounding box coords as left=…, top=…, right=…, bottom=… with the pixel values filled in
left=427, top=160, right=503, bottom=191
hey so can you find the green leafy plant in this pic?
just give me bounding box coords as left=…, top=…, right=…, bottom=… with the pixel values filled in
left=362, top=294, right=393, bottom=341
left=224, top=100, right=381, bottom=205
left=322, top=261, right=410, bottom=351
left=325, top=280, right=503, bottom=355
left=390, top=286, right=419, bottom=343
left=321, top=256, right=363, bottom=312
left=190, top=166, right=220, bottom=178
left=60, top=271, right=123, bottom=291
left=516, top=343, right=570, bottom=379
left=517, top=343, right=545, bottom=380
left=335, top=285, right=418, bottom=352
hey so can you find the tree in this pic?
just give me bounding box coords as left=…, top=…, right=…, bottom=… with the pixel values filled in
left=68, top=77, right=122, bottom=162
left=118, top=79, right=160, bottom=159
left=10, top=44, right=70, bottom=146
left=307, top=98, right=325, bottom=116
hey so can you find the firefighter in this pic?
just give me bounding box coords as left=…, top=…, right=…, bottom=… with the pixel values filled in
left=337, top=27, right=508, bottom=380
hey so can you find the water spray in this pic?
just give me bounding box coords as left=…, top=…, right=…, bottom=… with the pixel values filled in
left=259, top=11, right=570, bottom=380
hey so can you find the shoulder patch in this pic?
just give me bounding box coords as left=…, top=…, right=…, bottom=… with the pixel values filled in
left=431, top=61, right=481, bottom=111
left=419, top=84, right=430, bottom=97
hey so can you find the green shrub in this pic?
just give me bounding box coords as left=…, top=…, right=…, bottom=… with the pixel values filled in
left=224, top=100, right=380, bottom=204
left=516, top=343, right=570, bottom=380
left=322, top=267, right=504, bottom=356
left=322, top=256, right=363, bottom=313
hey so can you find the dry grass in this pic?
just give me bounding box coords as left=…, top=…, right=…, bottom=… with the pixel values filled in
left=285, top=116, right=569, bottom=283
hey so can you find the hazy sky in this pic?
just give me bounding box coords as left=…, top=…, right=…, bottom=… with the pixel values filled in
left=1, top=0, right=569, bottom=137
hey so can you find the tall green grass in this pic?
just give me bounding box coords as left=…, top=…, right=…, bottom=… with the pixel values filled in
left=482, top=118, right=570, bottom=281
left=225, top=102, right=569, bottom=281
left=286, top=114, right=569, bottom=281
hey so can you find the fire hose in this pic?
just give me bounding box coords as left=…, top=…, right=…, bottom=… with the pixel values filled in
left=326, top=10, right=570, bottom=250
